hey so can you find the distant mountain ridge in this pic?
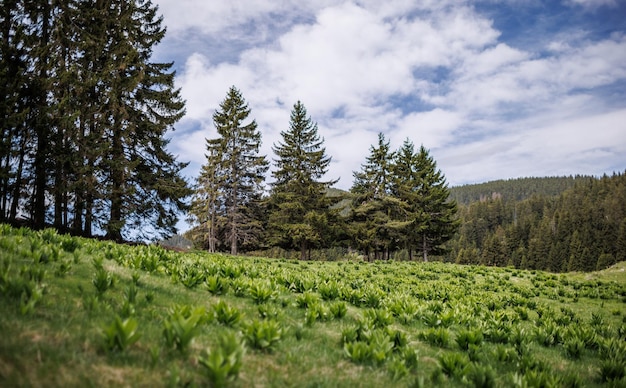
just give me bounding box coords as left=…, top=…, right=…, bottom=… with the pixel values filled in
left=449, top=176, right=594, bottom=205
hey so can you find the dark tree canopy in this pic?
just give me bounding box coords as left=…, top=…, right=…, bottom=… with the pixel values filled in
left=0, top=0, right=189, bottom=241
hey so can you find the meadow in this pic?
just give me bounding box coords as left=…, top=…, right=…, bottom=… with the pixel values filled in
left=1, top=224, right=625, bottom=387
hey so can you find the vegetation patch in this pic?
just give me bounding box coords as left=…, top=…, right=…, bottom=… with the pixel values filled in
left=1, top=225, right=625, bottom=386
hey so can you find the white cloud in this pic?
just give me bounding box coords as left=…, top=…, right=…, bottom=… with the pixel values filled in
left=564, top=0, right=619, bottom=10
left=158, top=0, right=626, bottom=196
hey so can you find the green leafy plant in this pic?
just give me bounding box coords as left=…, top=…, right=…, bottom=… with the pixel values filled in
left=92, top=267, right=114, bottom=296
left=205, top=275, right=229, bottom=295
left=242, top=319, right=282, bottom=352
left=368, top=330, right=394, bottom=365
left=318, top=280, right=341, bottom=301
left=295, top=291, right=319, bottom=309
left=102, top=316, right=141, bottom=352
left=419, top=327, right=451, bottom=348
left=248, top=281, right=274, bottom=304
left=385, top=328, right=408, bottom=351
left=213, top=301, right=241, bottom=327
left=364, top=308, right=394, bottom=328
left=456, top=329, right=483, bottom=351
left=598, top=358, right=625, bottom=382
left=437, top=352, right=469, bottom=379
left=564, top=338, right=585, bottom=359
left=463, top=363, right=496, bottom=388
left=329, top=301, right=347, bottom=319
left=163, top=305, right=207, bottom=352
left=344, top=341, right=372, bottom=364
left=178, top=264, right=205, bottom=289
left=19, top=283, right=44, bottom=315
left=198, top=332, right=245, bottom=387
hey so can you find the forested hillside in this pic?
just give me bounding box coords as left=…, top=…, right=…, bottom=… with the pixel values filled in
left=448, top=173, right=626, bottom=272
left=449, top=176, right=590, bottom=205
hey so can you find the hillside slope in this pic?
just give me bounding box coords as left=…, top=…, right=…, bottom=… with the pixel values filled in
left=1, top=225, right=625, bottom=387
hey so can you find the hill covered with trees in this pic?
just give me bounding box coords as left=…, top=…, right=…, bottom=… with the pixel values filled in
left=448, top=173, right=626, bottom=272
left=449, top=176, right=591, bottom=205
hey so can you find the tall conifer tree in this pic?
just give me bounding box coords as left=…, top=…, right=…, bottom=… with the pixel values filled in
left=199, top=86, right=269, bottom=255
left=268, top=101, right=337, bottom=260
left=0, top=0, right=189, bottom=240
left=350, top=133, right=398, bottom=260
left=410, top=145, right=458, bottom=261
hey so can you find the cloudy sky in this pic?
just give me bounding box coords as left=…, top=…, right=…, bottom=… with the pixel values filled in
left=152, top=0, right=626, bottom=192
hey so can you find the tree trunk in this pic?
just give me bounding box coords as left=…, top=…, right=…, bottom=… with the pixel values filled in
left=107, top=129, right=124, bottom=241
left=422, top=235, right=428, bottom=262
left=300, top=240, right=306, bottom=261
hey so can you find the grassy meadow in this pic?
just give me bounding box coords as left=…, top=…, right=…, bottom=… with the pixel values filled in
left=1, top=224, right=625, bottom=387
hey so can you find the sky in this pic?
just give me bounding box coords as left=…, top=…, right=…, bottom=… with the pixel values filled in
left=152, top=0, right=626, bottom=193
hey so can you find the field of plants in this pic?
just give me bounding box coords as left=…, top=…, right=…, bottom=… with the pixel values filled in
left=1, top=224, right=625, bottom=387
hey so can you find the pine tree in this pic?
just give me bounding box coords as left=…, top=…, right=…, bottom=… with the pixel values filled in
left=0, top=0, right=189, bottom=240
left=93, top=0, right=189, bottom=241
left=201, top=86, right=269, bottom=255
left=268, top=101, right=338, bottom=260
left=188, top=148, right=221, bottom=252
left=410, top=145, right=458, bottom=262
left=350, top=133, right=398, bottom=260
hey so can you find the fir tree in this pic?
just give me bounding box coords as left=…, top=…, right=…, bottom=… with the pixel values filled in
left=409, top=145, right=458, bottom=262
left=202, top=86, right=269, bottom=255
left=0, top=0, right=189, bottom=240
left=350, top=133, right=398, bottom=260
left=268, top=101, right=338, bottom=260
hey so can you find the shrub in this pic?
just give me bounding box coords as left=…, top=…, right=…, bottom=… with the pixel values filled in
left=198, top=332, right=245, bottom=388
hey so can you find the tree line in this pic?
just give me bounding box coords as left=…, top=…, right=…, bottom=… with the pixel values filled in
left=0, top=0, right=190, bottom=241
left=448, top=173, right=626, bottom=272
left=187, top=87, right=458, bottom=261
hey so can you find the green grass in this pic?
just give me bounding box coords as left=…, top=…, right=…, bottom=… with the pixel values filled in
left=1, top=224, right=625, bottom=387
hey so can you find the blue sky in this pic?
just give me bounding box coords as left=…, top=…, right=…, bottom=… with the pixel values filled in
left=152, top=0, right=626, bottom=193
